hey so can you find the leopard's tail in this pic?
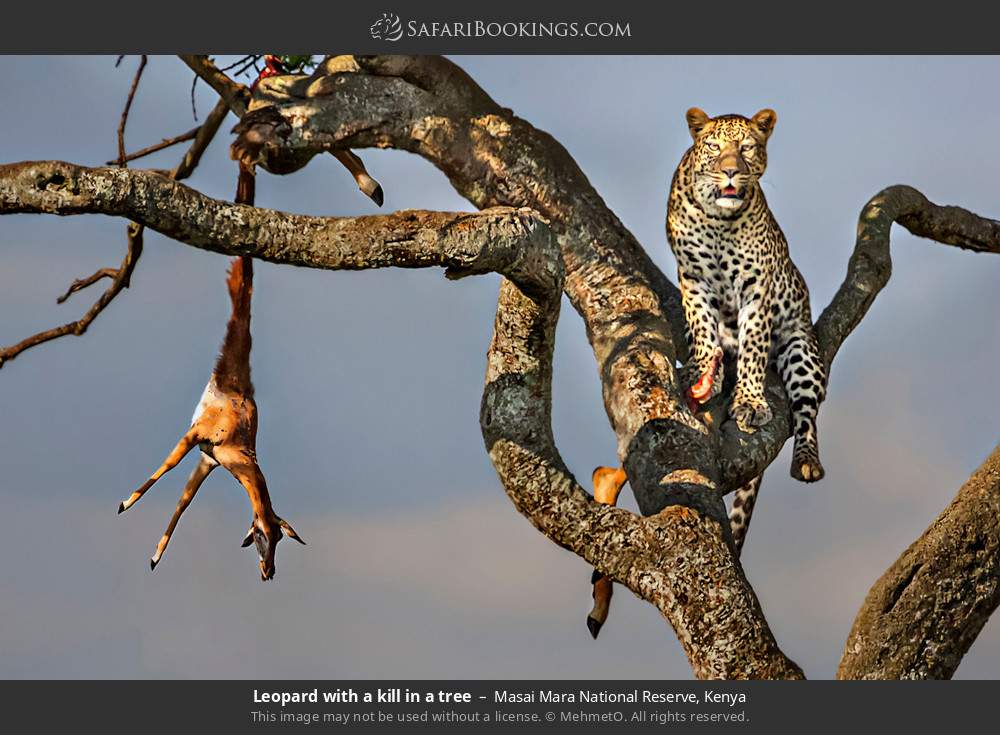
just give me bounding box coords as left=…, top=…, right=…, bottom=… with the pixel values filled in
left=729, top=473, right=763, bottom=556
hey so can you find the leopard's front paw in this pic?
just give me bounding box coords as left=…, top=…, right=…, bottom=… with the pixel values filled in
left=731, top=392, right=772, bottom=433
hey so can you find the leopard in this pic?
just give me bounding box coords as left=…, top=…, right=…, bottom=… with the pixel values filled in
left=666, top=107, right=827, bottom=553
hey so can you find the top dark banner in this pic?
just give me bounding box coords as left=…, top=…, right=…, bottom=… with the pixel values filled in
left=4, top=0, right=1000, bottom=54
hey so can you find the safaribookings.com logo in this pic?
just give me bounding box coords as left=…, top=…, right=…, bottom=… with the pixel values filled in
left=370, top=13, right=404, bottom=41
left=369, top=13, right=631, bottom=41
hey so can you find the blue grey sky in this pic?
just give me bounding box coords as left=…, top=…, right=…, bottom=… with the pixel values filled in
left=1, top=56, right=997, bottom=679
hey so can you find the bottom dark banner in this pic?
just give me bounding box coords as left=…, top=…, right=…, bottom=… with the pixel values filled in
left=0, top=680, right=990, bottom=732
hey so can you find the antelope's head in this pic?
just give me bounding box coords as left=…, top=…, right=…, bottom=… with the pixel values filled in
left=242, top=514, right=305, bottom=580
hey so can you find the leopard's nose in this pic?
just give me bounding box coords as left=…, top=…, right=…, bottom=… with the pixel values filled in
left=722, top=168, right=740, bottom=179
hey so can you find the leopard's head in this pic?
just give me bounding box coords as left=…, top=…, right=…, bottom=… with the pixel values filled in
left=684, top=107, right=776, bottom=214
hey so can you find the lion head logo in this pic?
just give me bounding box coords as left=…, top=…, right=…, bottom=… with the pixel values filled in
left=370, top=13, right=403, bottom=41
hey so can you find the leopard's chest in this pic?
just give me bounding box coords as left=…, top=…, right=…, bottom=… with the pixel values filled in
left=684, top=221, right=767, bottom=294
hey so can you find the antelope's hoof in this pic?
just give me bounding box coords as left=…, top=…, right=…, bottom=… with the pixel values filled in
left=586, top=616, right=603, bottom=640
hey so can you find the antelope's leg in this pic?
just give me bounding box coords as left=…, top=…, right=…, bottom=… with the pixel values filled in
left=587, top=466, right=628, bottom=639
left=688, top=346, right=724, bottom=407
left=149, top=452, right=218, bottom=570
left=212, top=445, right=272, bottom=523
left=332, top=150, right=383, bottom=206
left=119, top=428, right=199, bottom=513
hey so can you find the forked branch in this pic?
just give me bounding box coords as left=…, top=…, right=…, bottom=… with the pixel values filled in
left=0, top=223, right=143, bottom=368
left=0, top=94, right=231, bottom=369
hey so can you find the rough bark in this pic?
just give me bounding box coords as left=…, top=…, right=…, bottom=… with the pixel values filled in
left=0, top=161, right=553, bottom=284
left=838, top=444, right=1000, bottom=679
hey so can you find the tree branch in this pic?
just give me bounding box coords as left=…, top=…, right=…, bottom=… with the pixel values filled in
left=0, top=163, right=544, bottom=279
left=56, top=267, right=119, bottom=303
left=0, top=223, right=142, bottom=368
left=172, top=97, right=230, bottom=180
left=180, top=55, right=384, bottom=205
left=838, top=443, right=1000, bottom=679
left=816, top=185, right=1000, bottom=368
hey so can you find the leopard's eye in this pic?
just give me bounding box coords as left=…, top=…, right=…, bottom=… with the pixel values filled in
left=706, top=142, right=720, bottom=154
left=741, top=143, right=756, bottom=155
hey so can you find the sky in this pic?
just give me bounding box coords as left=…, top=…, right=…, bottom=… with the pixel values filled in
left=0, top=56, right=998, bottom=679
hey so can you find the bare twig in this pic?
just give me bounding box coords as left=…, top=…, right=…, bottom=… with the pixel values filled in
left=117, top=55, right=147, bottom=168
left=190, top=74, right=199, bottom=120
left=0, top=225, right=143, bottom=368
left=106, top=126, right=199, bottom=165
left=234, top=57, right=263, bottom=79
left=56, top=268, right=118, bottom=303
left=219, top=54, right=258, bottom=75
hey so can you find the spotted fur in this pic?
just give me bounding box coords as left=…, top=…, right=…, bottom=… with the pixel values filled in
left=666, top=108, right=827, bottom=552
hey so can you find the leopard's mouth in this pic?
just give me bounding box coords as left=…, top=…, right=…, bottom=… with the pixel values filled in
left=715, top=185, right=744, bottom=208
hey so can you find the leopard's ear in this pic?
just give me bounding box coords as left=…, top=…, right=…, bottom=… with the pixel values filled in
left=686, top=107, right=711, bottom=140
left=751, top=109, right=777, bottom=141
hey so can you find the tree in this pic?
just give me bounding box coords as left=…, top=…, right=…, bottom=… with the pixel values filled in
left=1, top=55, right=998, bottom=680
